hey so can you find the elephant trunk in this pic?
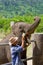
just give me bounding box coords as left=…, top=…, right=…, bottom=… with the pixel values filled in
left=26, top=16, right=41, bottom=34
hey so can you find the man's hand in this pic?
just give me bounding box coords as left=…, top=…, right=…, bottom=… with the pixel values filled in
left=21, top=33, right=25, bottom=48
left=22, top=33, right=25, bottom=40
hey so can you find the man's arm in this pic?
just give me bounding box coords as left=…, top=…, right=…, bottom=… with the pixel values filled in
left=21, top=33, right=31, bottom=50
left=14, top=33, right=25, bottom=52
left=21, top=33, right=25, bottom=49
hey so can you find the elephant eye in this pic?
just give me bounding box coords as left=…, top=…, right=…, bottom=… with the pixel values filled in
left=19, top=26, right=22, bottom=29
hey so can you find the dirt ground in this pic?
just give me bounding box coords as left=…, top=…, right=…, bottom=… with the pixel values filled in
left=27, top=44, right=33, bottom=65
left=27, top=60, right=32, bottom=65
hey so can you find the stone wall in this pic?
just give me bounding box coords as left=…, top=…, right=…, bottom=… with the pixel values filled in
left=31, top=33, right=43, bottom=65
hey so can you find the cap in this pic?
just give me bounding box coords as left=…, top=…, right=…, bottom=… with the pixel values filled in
left=9, top=37, right=18, bottom=45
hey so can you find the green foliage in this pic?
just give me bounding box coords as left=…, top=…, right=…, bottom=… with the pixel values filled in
left=0, top=15, right=43, bottom=36
left=0, top=0, right=43, bottom=18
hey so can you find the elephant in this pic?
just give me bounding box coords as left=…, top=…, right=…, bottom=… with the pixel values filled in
left=0, top=16, right=41, bottom=65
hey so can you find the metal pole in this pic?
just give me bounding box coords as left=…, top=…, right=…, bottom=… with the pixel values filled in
left=0, top=43, right=9, bottom=46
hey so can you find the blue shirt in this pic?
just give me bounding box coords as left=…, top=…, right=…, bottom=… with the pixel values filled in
left=10, top=45, right=23, bottom=65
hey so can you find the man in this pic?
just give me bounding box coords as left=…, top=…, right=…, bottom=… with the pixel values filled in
left=9, top=33, right=25, bottom=65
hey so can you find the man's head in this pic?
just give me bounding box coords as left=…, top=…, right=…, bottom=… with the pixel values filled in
left=9, top=37, right=18, bottom=46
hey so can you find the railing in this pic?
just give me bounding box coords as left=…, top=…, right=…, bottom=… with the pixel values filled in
left=0, top=43, right=9, bottom=46
left=0, top=39, right=36, bottom=46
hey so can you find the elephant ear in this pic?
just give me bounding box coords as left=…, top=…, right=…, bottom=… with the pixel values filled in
left=26, top=16, right=41, bottom=35
left=10, top=21, right=15, bottom=27
left=10, top=21, right=17, bottom=33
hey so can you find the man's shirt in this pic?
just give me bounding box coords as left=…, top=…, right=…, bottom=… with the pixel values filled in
left=10, top=45, right=24, bottom=65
